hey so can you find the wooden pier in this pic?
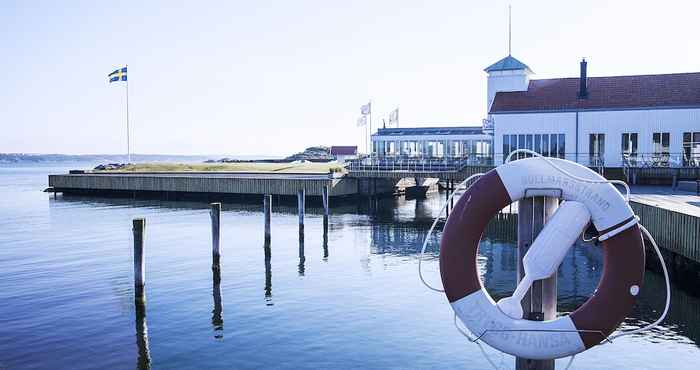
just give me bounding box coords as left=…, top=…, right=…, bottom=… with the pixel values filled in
left=48, top=171, right=358, bottom=198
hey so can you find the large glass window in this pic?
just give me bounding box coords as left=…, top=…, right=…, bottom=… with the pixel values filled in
left=652, top=132, right=670, bottom=166
left=683, top=132, right=700, bottom=166
left=550, top=134, right=558, bottom=159
left=558, top=134, right=566, bottom=159
left=542, top=135, right=549, bottom=157
left=621, top=133, right=638, bottom=165
left=589, top=133, right=605, bottom=166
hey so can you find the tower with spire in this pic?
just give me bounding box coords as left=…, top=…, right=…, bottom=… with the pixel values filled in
left=484, top=5, right=532, bottom=113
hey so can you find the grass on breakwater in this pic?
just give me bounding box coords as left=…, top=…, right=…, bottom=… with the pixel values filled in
left=98, top=162, right=346, bottom=173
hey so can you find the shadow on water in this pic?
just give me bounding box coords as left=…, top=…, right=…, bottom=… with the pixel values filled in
left=212, top=269, right=223, bottom=339
left=135, top=301, right=151, bottom=370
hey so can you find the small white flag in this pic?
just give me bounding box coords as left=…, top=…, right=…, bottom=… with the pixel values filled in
left=360, top=102, right=371, bottom=115
left=388, top=108, right=399, bottom=126
left=356, top=115, right=367, bottom=127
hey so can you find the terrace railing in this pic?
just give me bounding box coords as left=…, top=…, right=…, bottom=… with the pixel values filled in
left=348, top=154, right=494, bottom=173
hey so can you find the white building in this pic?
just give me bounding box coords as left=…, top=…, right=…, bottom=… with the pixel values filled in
left=486, top=55, right=700, bottom=168
left=371, top=126, right=492, bottom=164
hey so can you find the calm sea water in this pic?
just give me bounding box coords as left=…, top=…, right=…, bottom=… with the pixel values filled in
left=0, top=165, right=699, bottom=370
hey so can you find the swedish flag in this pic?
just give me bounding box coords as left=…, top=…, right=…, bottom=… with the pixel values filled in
left=108, top=67, right=127, bottom=83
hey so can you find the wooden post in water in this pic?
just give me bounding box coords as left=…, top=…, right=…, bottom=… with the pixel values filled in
left=445, top=181, right=450, bottom=218
left=210, top=203, right=221, bottom=270
left=263, top=194, right=272, bottom=243
left=297, top=189, right=305, bottom=240
left=133, top=218, right=146, bottom=302
left=322, top=185, right=330, bottom=235
left=516, top=196, right=558, bottom=370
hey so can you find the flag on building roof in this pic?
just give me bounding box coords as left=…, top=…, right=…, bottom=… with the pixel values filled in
left=108, top=67, right=128, bottom=83
left=360, top=102, right=371, bottom=115
left=388, top=107, right=399, bottom=126
left=356, top=115, right=366, bottom=127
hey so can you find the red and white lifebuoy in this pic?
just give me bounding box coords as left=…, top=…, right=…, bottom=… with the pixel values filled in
left=440, top=157, right=645, bottom=360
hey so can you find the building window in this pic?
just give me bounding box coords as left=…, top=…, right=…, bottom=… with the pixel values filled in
left=542, top=134, right=549, bottom=157
left=503, top=133, right=564, bottom=162
left=589, top=134, right=605, bottom=166
left=652, top=132, right=670, bottom=166
left=683, top=132, right=700, bottom=166
left=621, top=133, right=638, bottom=165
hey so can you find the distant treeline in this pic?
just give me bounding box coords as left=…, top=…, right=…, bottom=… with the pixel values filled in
left=0, top=153, right=219, bottom=164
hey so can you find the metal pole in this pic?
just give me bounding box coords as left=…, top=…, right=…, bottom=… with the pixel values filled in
left=210, top=203, right=221, bottom=270
left=516, top=196, right=558, bottom=370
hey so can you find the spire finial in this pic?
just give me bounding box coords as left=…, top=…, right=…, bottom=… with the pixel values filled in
left=508, top=4, right=512, bottom=56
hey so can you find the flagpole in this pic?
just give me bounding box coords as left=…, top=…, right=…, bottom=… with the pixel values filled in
left=125, top=64, right=131, bottom=164
left=368, top=101, right=372, bottom=155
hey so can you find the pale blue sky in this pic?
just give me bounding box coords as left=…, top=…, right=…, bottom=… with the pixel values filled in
left=2, top=0, right=698, bottom=156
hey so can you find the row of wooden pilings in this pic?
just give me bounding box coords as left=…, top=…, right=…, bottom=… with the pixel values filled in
left=130, top=186, right=330, bottom=369
left=133, top=185, right=331, bottom=301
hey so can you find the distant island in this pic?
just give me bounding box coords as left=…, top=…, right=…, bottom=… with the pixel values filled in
left=0, top=153, right=275, bottom=165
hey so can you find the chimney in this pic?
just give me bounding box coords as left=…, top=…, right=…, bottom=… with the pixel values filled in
left=578, top=58, right=588, bottom=99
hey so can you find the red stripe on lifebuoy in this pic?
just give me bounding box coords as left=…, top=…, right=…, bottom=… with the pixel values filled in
left=440, top=170, right=511, bottom=302
left=569, top=225, right=645, bottom=348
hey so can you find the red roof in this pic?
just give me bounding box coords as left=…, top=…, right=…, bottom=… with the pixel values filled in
left=330, top=146, right=357, bottom=155
left=490, top=72, right=700, bottom=113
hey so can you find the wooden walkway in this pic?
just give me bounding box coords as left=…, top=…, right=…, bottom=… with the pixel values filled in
left=48, top=171, right=358, bottom=197
left=630, top=186, right=700, bottom=217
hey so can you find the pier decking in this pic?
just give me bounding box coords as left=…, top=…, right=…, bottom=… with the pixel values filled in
left=48, top=171, right=358, bottom=197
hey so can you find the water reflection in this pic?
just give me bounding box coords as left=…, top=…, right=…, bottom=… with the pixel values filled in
left=364, top=193, right=700, bottom=347
left=264, top=241, right=273, bottom=306
left=211, top=269, right=223, bottom=339
left=298, top=238, right=306, bottom=276
left=135, top=301, right=151, bottom=370
left=322, top=233, right=329, bottom=262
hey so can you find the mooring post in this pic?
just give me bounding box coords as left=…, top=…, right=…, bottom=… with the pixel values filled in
left=133, top=218, right=146, bottom=302
left=445, top=181, right=450, bottom=218
left=322, top=185, right=330, bottom=235
left=263, top=194, right=272, bottom=243
left=516, top=196, right=558, bottom=370
left=210, top=203, right=221, bottom=270
left=297, top=188, right=305, bottom=240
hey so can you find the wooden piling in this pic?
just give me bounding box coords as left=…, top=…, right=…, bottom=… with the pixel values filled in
left=133, top=218, right=146, bottom=302
left=297, top=189, right=305, bottom=240
left=515, top=197, right=557, bottom=370
left=264, top=194, right=272, bottom=243
left=210, top=203, right=221, bottom=270
left=322, top=185, right=329, bottom=235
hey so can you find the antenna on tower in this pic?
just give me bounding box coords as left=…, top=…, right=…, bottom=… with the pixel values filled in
left=508, top=4, right=512, bottom=55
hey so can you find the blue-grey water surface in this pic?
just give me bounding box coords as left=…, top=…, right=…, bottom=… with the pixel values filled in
left=0, top=165, right=699, bottom=369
